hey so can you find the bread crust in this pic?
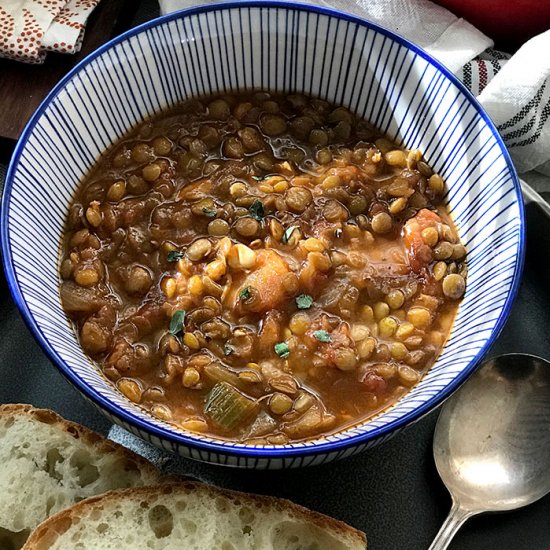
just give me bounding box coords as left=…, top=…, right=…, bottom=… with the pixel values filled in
left=24, top=482, right=366, bottom=549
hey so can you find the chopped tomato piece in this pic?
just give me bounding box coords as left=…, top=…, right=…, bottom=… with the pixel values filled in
left=361, top=372, right=388, bottom=395
left=299, top=264, right=328, bottom=295
left=403, top=209, right=442, bottom=273
left=236, top=249, right=290, bottom=313
left=256, top=310, right=283, bottom=352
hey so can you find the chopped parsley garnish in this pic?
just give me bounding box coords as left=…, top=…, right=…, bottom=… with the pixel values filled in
left=282, top=225, right=298, bottom=244
left=274, top=342, right=290, bottom=358
left=167, top=250, right=184, bottom=262
left=239, top=287, right=251, bottom=301
left=169, top=310, right=186, bottom=336
left=295, top=294, right=313, bottom=310
left=202, top=207, right=216, bottom=217
left=224, top=343, right=236, bottom=356
left=313, top=330, right=331, bottom=343
left=252, top=175, right=265, bottom=181
left=248, top=199, right=265, bottom=221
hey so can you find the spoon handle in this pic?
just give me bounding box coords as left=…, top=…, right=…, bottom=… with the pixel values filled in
left=428, top=502, right=473, bottom=550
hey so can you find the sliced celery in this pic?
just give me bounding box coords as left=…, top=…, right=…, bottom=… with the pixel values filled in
left=204, top=382, right=258, bottom=430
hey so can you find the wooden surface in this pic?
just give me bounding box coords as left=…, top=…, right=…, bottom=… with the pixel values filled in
left=0, top=0, right=138, bottom=143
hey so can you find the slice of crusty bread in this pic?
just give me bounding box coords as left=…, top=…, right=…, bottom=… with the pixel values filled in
left=23, top=482, right=367, bottom=550
left=0, top=404, right=160, bottom=549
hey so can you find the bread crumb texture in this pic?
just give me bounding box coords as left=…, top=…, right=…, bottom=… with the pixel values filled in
left=0, top=404, right=159, bottom=546
left=24, top=483, right=366, bottom=550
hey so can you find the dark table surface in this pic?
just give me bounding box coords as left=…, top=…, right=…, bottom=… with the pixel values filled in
left=1, top=193, right=549, bottom=550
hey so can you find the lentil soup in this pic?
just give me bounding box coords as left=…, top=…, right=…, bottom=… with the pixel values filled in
left=60, top=92, right=467, bottom=444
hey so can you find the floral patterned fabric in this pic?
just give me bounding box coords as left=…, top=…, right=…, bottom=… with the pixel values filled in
left=0, top=0, right=100, bottom=64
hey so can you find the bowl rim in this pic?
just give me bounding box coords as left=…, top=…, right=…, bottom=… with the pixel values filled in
left=1, top=0, right=525, bottom=459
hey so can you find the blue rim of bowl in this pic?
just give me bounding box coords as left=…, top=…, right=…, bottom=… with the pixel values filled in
left=1, top=0, right=525, bottom=459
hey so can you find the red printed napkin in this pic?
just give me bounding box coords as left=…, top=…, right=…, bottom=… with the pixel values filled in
left=0, top=0, right=100, bottom=64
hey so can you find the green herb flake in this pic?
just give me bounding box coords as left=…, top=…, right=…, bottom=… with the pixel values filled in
left=313, top=330, right=331, bottom=343
left=295, top=294, right=313, bottom=310
left=248, top=199, right=265, bottom=221
left=252, top=175, right=265, bottom=181
left=167, top=250, right=184, bottom=262
left=224, top=343, right=236, bottom=356
left=169, top=310, right=186, bottom=336
left=274, top=342, right=290, bottom=359
left=239, top=287, right=251, bottom=301
left=282, top=225, right=298, bottom=245
left=202, top=207, right=216, bottom=217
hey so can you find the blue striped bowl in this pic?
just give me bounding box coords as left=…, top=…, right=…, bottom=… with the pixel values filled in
left=1, top=2, right=524, bottom=468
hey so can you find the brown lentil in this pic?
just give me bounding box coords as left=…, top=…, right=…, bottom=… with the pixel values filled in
left=371, top=212, right=392, bottom=234
left=208, top=219, right=230, bottom=236
left=234, top=217, right=261, bottom=238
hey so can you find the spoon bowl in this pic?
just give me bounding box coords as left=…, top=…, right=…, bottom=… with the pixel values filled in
left=429, top=354, right=550, bottom=549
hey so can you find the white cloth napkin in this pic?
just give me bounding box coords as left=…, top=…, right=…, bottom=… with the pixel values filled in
left=160, top=0, right=550, bottom=186
left=478, top=31, right=550, bottom=175
left=0, top=0, right=100, bottom=64
left=160, top=0, right=492, bottom=73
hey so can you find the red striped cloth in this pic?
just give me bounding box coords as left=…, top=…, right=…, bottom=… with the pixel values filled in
left=456, top=49, right=511, bottom=96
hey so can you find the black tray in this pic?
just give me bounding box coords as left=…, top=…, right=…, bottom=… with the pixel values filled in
left=1, top=181, right=549, bottom=550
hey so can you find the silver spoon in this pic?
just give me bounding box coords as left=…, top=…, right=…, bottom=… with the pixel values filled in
left=429, top=353, right=550, bottom=550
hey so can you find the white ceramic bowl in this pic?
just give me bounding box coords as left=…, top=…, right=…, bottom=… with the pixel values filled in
left=1, top=2, right=524, bottom=468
